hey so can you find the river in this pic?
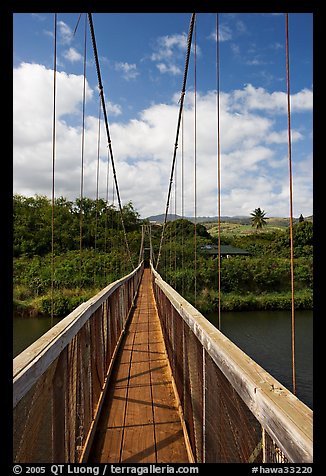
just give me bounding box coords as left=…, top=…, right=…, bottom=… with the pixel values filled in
left=205, top=309, right=313, bottom=409
left=13, top=315, right=62, bottom=358
left=13, top=309, right=313, bottom=409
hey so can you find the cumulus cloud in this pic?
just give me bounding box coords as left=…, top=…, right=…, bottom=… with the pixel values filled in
left=63, top=47, right=83, bottom=63
left=150, top=32, right=200, bottom=76
left=107, top=101, right=122, bottom=116
left=151, top=33, right=188, bottom=61
left=13, top=62, right=94, bottom=196
left=156, top=63, right=181, bottom=75
left=13, top=62, right=312, bottom=218
left=209, top=24, right=233, bottom=42
left=228, top=84, right=313, bottom=114
left=58, top=20, right=73, bottom=44
left=114, top=62, right=139, bottom=80
left=265, top=130, right=303, bottom=144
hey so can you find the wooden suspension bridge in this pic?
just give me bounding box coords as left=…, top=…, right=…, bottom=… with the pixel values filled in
left=13, top=12, right=313, bottom=464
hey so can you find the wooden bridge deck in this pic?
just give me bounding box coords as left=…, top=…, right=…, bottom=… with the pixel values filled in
left=88, top=269, right=190, bottom=463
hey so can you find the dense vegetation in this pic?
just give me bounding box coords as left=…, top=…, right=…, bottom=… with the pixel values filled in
left=13, top=194, right=313, bottom=317
left=13, top=194, right=142, bottom=316
left=151, top=217, right=313, bottom=313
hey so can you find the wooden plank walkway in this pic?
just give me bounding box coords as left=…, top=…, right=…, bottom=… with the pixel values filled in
left=88, top=269, right=190, bottom=463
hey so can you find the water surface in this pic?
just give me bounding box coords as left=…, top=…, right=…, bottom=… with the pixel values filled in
left=205, top=310, right=313, bottom=409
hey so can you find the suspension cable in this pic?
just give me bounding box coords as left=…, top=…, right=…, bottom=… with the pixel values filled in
left=156, top=12, right=196, bottom=269
left=87, top=12, right=134, bottom=271
left=94, top=96, right=102, bottom=284
left=104, top=146, right=110, bottom=279
left=181, top=109, right=185, bottom=296
left=79, top=13, right=87, bottom=286
left=174, top=150, right=177, bottom=284
left=194, top=17, right=197, bottom=307
left=216, top=13, right=222, bottom=331
left=285, top=13, right=296, bottom=396
left=50, top=13, right=57, bottom=328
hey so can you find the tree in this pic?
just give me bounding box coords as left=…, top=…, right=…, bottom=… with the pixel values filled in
left=299, top=214, right=305, bottom=223
left=250, top=207, right=268, bottom=232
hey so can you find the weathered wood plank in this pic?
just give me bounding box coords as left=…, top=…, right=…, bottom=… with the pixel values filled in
left=121, top=424, right=156, bottom=463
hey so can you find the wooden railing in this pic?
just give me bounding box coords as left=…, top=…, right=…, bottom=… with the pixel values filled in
left=151, top=264, right=313, bottom=463
left=13, top=263, right=143, bottom=463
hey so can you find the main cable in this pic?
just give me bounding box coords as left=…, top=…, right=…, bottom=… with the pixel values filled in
left=79, top=13, right=87, bottom=287
left=285, top=13, right=296, bottom=396
left=50, top=13, right=57, bottom=328
left=156, top=13, right=196, bottom=270
left=194, top=17, right=197, bottom=307
left=94, top=96, right=102, bottom=285
left=88, top=12, right=134, bottom=271
left=216, top=13, right=222, bottom=331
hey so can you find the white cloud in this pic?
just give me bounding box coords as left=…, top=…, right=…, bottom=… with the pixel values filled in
left=209, top=24, right=232, bottom=42
left=107, top=101, right=122, bottom=116
left=150, top=32, right=200, bottom=76
left=31, top=13, right=46, bottom=22
left=114, top=62, right=139, bottom=80
left=270, top=42, right=283, bottom=50
left=265, top=130, right=303, bottom=144
left=151, top=33, right=188, bottom=61
left=229, top=84, right=313, bottom=114
left=156, top=63, right=181, bottom=75
left=230, top=43, right=240, bottom=56
left=58, top=20, right=73, bottom=44
left=291, top=88, right=313, bottom=111
left=236, top=20, right=247, bottom=34
left=13, top=62, right=312, bottom=218
left=63, top=47, right=83, bottom=63
left=13, top=62, right=94, bottom=196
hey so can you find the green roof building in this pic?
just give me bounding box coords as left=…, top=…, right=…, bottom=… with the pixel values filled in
left=200, top=244, right=250, bottom=257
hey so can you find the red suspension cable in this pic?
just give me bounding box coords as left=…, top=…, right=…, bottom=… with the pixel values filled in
left=285, top=13, right=296, bottom=396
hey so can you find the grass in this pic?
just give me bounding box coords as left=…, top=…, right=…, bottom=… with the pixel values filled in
left=13, top=287, right=101, bottom=318
left=205, top=216, right=313, bottom=238
left=207, top=222, right=284, bottom=237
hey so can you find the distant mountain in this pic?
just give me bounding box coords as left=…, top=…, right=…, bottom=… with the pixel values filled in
left=146, top=213, right=181, bottom=223
left=146, top=214, right=250, bottom=224
left=145, top=213, right=313, bottom=225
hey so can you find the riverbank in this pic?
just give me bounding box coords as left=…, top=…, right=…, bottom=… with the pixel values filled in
left=189, top=289, right=313, bottom=314
left=14, top=287, right=313, bottom=318
left=13, top=287, right=100, bottom=318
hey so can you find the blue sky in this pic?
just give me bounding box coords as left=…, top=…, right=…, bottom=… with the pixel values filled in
left=13, top=12, right=313, bottom=218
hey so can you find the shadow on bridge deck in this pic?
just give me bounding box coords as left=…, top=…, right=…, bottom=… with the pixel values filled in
left=88, top=269, right=190, bottom=463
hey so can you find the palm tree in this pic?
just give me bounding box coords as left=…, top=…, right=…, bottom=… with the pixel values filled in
left=250, top=207, right=268, bottom=231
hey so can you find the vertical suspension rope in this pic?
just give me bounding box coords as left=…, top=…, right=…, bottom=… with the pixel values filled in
left=174, top=151, right=177, bottom=284
left=138, top=224, right=144, bottom=265
left=79, top=13, right=87, bottom=287
left=181, top=109, right=185, bottom=296
left=94, top=96, right=102, bottom=285
left=104, top=147, right=110, bottom=279
left=111, top=171, right=116, bottom=274
left=194, top=17, right=197, bottom=307
left=216, top=13, right=222, bottom=331
left=285, top=13, right=296, bottom=395
left=51, top=13, right=57, bottom=328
